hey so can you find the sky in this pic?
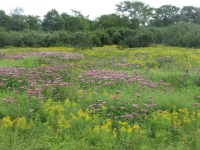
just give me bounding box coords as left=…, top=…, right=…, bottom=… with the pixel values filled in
left=0, top=0, right=200, bottom=20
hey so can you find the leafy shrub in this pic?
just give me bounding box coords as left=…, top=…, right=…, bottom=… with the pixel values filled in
left=71, top=31, right=93, bottom=49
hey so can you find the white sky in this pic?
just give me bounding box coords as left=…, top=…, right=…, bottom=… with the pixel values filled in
left=0, top=0, right=200, bottom=20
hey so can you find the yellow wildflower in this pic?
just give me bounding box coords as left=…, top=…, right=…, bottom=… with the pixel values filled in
left=120, top=126, right=127, bottom=133
left=118, top=121, right=128, bottom=126
left=112, top=128, right=117, bottom=138
left=0, top=116, right=14, bottom=129
left=64, top=98, right=70, bottom=105
left=132, top=125, right=140, bottom=130
left=93, top=125, right=100, bottom=133
left=127, top=125, right=133, bottom=133
left=15, top=117, right=31, bottom=130
left=101, top=105, right=107, bottom=111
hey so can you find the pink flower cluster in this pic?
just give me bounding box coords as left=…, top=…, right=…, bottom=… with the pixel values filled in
left=4, top=52, right=84, bottom=60
left=78, top=70, right=157, bottom=89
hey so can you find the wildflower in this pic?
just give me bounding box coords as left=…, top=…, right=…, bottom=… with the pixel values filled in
left=98, top=104, right=102, bottom=108
left=13, top=90, right=20, bottom=94
left=34, top=88, right=41, bottom=94
left=103, top=102, right=106, bottom=105
left=135, top=93, right=141, bottom=97
left=98, top=100, right=103, bottom=103
left=173, top=126, right=178, bottom=130
left=1, top=116, right=14, bottom=129
left=29, top=109, right=34, bottom=114
left=117, top=102, right=121, bottom=105
left=118, top=121, right=128, bottom=126
left=132, top=125, right=140, bottom=130
left=132, top=104, right=138, bottom=108
left=120, top=106, right=125, bottom=110
left=141, top=109, right=147, bottom=113
left=113, top=95, right=119, bottom=100
left=112, top=128, right=117, bottom=138
left=115, top=90, right=120, bottom=95
left=110, top=106, right=115, bottom=109
left=101, top=105, right=107, bottom=111
left=15, top=117, right=32, bottom=130
left=120, top=126, right=127, bottom=133
left=127, top=125, right=133, bottom=133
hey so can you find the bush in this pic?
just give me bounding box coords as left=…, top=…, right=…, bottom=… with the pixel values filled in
left=0, top=30, right=9, bottom=47
left=163, top=23, right=200, bottom=48
left=71, top=31, right=93, bottom=49
left=93, top=29, right=112, bottom=46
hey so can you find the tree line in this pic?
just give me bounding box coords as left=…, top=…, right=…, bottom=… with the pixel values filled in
left=0, top=0, right=200, bottom=48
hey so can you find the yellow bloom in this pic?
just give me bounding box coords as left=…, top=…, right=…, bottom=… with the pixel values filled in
left=71, top=102, right=77, bottom=107
left=132, top=125, right=140, bottom=130
left=120, top=126, right=127, bottom=133
left=93, top=125, right=100, bottom=133
left=101, top=105, right=107, bottom=111
left=112, top=128, right=117, bottom=138
left=127, top=125, right=133, bottom=133
left=15, top=117, right=32, bottom=130
left=64, top=98, right=70, bottom=105
left=57, top=114, right=71, bottom=129
left=118, top=121, right=128, bottom=126
left=0, top=116, right=14, bottom=129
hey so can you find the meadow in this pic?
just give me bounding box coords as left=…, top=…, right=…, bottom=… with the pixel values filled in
left=0, top=45, right=200, bottom=149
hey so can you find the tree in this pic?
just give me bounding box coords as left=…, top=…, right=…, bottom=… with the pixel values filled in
left=69, top=9, right=90, bottom=31
left=151, top=5, right=181, bottom=27
left=0, top=10, right=10, bottom=30
left=96, top=14, right=125, bottom=29
left=181, top=6, right=200, bottom=24
left=9, top=7, right=29, bottom=31
left=60, top=12, right=71, bottom=30
left=26, top=15, right=41, bottom=30
left=42, top=9, right=65, bottom=31
left=116, top=0, right=153, bottom=28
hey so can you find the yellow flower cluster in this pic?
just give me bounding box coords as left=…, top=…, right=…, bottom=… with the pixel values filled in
left=43, top=99, right=64, bottom=117
left=151, top=108, right=194, bottom=129
left=118, top=121, right=142, bottom=134
left=64, top=98, right=77, bottom=107
left=77, top=109, right=91, bottom=120
left=0, top=116, right=32, bottom=130
left=0, top=116, right=14, bottom=129
left=93, top=118, right=112, bottom=133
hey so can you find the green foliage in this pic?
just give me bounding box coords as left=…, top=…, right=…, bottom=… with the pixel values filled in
left=26, top=15, right=42, bottom=30
left=151, top=5, right=181, bottom=27
left=42, top=9, right=65, bottom=31
left=181, top=6, right=200, bottom=24
left=93, top=29, right=112, bottom=46
left=163, top=23, right=200, bottom=47
left=96, top=14, right=125, bottom=29
left=71, top=31, right=93, bottom=49
left=0, top=10, right=10, bottom=30
left=116, top=0, right=153, bottom=27
left=0, top=31, right=9, bottom=47
left=8, top=7, right=29, bottom=31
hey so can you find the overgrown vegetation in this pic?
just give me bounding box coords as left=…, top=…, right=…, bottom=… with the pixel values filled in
left=0, top=45, right=200, bottom=149
left=1, top=1, right=200, bottom=48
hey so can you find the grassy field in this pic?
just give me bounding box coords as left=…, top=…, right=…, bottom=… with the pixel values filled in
left=0, top=45, right=200, bottom=149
